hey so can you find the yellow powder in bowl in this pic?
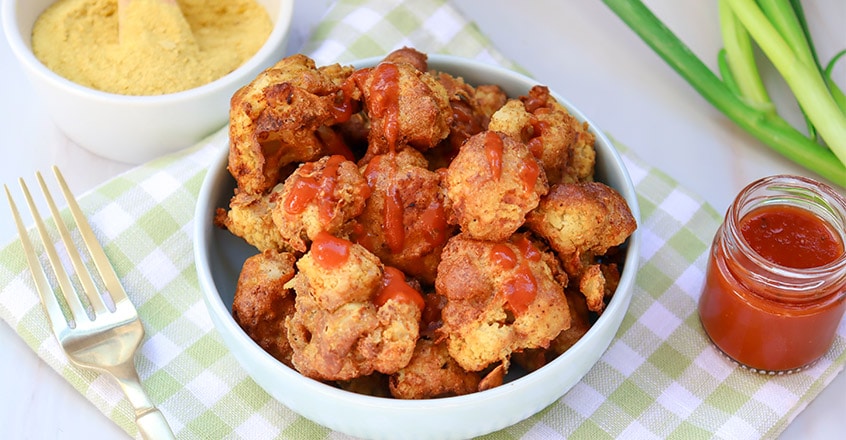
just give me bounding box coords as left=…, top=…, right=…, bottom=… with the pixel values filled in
left=31, top=0, right=273, bottom=96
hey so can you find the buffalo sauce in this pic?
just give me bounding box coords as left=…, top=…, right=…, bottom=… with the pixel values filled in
left=420, top=202, right=448, bottom=248
left=491, top=238, right=542, bottom=315
left=283, top=155, right=346, bottom=223
left=374, top=266, right=425, bottom=312
left=698, top=175, right=846, bottom=373
left=484, top=131, right=504, bottom=180
left=366, top=63, right=401, bottom=152
left=311, top=231, right=352, bottom=269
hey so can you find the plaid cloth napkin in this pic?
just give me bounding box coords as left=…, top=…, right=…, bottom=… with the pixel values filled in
left=2, top=0, right=844, bottom=438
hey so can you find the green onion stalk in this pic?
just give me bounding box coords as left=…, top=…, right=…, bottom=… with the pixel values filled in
left=602, top=0, right=846, bottom=187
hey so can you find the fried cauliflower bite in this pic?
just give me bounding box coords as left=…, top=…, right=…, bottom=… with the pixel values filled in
left=382, top=46, right=429, bottom=73
left=270, top=155, right=371, bottom=253
left=489, top=86, right=596, bottom=185
left=512, top=288, right=594, bottom=372
left=352, top=149, right=454, bottom=284
left=564, top=255, right=623, bottom=313
left=214, top=185, right=288, bottom=252
left=425, top=72, right=508, bottom=169
left=285, top=232, right=422, bottom=381
left=232, top=250, right=297, bottom=368
left=443, top=131, right=549, bottom=241
left=526, top=182, right=635, bottom=313
left=435, top=233, right=571, bottom=372
left=351, top=60, right=451, bottom=160
left=229, top=54, right=357, bottom=195
left=525, top=182, right=636, bottom=257
left=389, top=339, right=482, bottom=399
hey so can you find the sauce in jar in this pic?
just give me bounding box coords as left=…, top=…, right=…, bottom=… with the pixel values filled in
left=698, top=175, right=846, bottom=373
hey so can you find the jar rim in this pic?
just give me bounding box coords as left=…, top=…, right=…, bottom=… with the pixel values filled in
left=725, top=174, right=846, bottom=287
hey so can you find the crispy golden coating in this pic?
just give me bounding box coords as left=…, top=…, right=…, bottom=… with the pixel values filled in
left=512, top=288, right=594, bottom=372
left=271, top=155, right=370, bottom=252
left=383, top=46, right=429, bottom=72
left=426, top=72, right=508, bottom=170
left=489, top=86, right=596, bottom=184
left=285, top=233, right=421, bottom=381
left=290, top=233, right=383, bottom=311
left=353, top=149, right=454, bottom=284
left=229, top=54, right=356, bottom=195
left=352, top=60, right=451, bottom=160
left=527, top=182, right=635, bottom=312
left=389, top=339, right=481, bottom=399
left=435, top=234, right=571, bottom=372
left=526, top=182, right=636, bottom=257
left=232, top=250, right=297, bottom=368
left=571, top=259, right=622, bottom=313
left=444, top=131, right=549, bottom=241
left=214, top=185, right=288, bottom=252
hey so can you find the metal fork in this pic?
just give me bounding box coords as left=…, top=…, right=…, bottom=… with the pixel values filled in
left=5, top=167, right=175, bottom=440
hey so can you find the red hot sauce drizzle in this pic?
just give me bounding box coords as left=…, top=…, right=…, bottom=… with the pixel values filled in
left=329, top=77, right=359, bottom=124
left=374, top=266, right=426, bottom=312
left=363, top=154, right=406, bottom=255
left=365, top=63, right=401, bottom=153
left=490, top=238, right=540, bottom=315
left=311, top=231, right=352, bottom=269
left=420, top=201, right=448, bottom=249
left=518, top=156, right=540, bottom=192
left=484, top=131, right=504, bottom=180
left=283, top=155, right=346, bottom=223
left=384, top=184, right=405, bottom=254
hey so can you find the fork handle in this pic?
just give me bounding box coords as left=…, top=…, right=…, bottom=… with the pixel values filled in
left=112, top=361, right=176, bottom=440
left=136, top=408, right=177, bottom=440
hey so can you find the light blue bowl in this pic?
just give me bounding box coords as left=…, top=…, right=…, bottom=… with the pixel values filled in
left=194, top=54, right=641, bottom=440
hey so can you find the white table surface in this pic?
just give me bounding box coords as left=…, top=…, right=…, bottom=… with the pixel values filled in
left=1, top=0, right=844, bottom=438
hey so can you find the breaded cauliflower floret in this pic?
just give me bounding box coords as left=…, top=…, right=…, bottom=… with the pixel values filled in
left=425, top=72, right=508, bottom=169
left=389, top=339, right=481, bottom=399
left=285, top=232, right=422, bottom=381
left=229, top=54, right=356, bottom=195
left=511, top=287, right=594, bottom=372
left=352, top=59, right=451, bottom=160
left=291, top=232, right=383, bottom=311
left=435, top=233, right=571, bottom=372
left=444, top=131, right=548, bottom=241
left=353, top=149, right=454, bottom=284
left=232, top=250, right=297, bottom=367
left=526, top=182, right=635, bottom=313
left=525, top=182, right=636, bottom=257
left=214, top=185, right=288, bottom=252
left=271, top=155, right=370, bottom=252
left=489, top=86, right=596, bottom=185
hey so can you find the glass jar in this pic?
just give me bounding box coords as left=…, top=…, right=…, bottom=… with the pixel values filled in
left=698, top=175, right=846, bottom=374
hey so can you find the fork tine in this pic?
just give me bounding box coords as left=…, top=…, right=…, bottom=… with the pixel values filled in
left=52, top=166, right=130, bottom=307
left=5, top=184, right=68, bottom=331
left=7, top=179, right=88, bottom=327
left=37, top=171, right=109, bottom=316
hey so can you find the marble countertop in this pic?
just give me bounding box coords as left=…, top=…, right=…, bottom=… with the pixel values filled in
left=1, top=0, right=843, bottom=438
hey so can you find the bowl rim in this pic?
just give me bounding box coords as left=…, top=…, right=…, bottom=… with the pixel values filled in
left=0, top=0, right=294, bottom=104
left=194, top=53, right=642, bottom=437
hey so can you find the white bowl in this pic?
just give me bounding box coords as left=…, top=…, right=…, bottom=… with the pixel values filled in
left=194, top=55, right=642, bottom=440
left=2, top=0, right=294, bottom=164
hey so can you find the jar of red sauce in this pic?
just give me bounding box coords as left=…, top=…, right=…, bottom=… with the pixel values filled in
left=698, top=175, right=846, bottom=374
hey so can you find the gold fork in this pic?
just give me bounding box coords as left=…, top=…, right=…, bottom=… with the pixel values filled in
left=5, top=167, right=175, bottom=440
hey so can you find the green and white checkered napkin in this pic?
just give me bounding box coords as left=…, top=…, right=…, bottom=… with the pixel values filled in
left=2, top=0, right=844, bottom=438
